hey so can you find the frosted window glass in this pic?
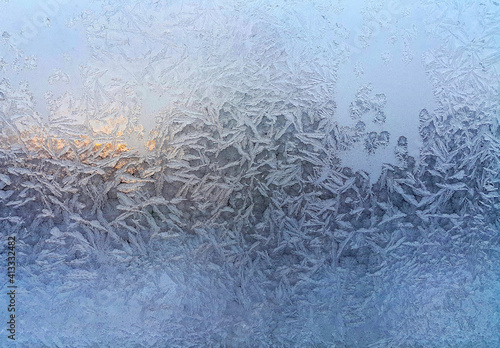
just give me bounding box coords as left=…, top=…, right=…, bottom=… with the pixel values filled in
left=0, top=0, right=499, bottom=346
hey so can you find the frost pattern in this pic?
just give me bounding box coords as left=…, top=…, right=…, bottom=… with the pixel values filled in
left=0, top=0, right=499, bottom=347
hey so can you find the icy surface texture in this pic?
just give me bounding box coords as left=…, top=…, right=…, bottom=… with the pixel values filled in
left=0, top=0, right=499, bottom=347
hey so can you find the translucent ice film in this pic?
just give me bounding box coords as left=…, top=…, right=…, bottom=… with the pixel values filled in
left=0, top=0, right=499, bottom=346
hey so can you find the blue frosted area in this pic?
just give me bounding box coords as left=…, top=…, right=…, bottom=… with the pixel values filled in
left=0, top=0, right=499, bottom=347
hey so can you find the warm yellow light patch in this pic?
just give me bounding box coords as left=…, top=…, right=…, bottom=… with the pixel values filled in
left=89, top=115, right=128, bottom=136
left=147, top=139, right=156, bottom=151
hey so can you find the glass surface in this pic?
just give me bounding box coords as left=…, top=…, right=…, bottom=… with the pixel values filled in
left=0, top=0, right=499, bottom=346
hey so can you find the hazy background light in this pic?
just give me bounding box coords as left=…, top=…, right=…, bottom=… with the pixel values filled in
left=1, top=0, right=445, bottom=180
